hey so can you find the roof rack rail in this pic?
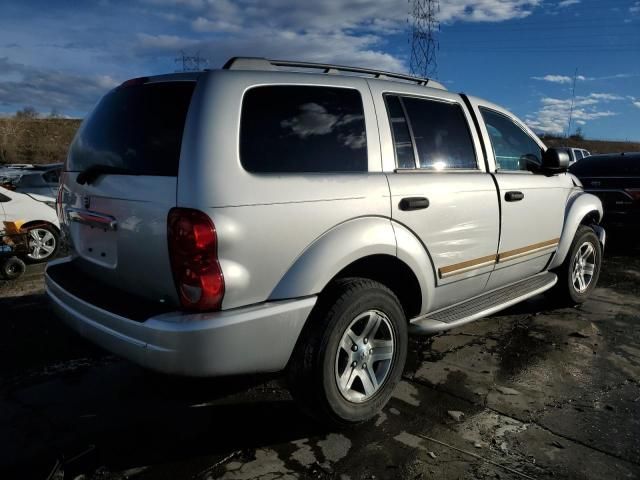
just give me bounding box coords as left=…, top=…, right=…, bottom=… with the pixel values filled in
left=222, top=57, right=446, bottom=90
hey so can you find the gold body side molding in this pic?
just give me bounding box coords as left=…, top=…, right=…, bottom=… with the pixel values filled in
left=438, top=238, right=560, bottom=279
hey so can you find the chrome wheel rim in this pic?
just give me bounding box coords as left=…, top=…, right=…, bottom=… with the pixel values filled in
left=572, top=241, right=596, bottom=294
left=27, top=228, right=56, bottom=260
left=334, top=309, right=395, bottom=404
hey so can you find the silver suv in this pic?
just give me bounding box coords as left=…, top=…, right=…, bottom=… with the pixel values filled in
left=46, top=57, right=605, bottom=425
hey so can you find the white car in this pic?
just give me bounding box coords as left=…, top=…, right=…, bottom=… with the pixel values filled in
left=0, top=163, right=62, bottom=201
left=0, top=186, right=60, bottom=262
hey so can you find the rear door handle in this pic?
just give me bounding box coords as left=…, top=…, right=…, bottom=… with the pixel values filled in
left=399, top=197, right=429, bottom=211
left=504, top=191, right=524, bottom=202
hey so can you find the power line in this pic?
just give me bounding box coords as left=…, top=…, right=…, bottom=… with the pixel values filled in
left=409, top=0, right=440, bottom=78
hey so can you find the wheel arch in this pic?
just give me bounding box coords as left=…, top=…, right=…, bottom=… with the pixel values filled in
left=20, top=220, right=60, bottom=233
left=269, top=216, right=435, bottom=319
left=548, top=192, right=603, bottom=270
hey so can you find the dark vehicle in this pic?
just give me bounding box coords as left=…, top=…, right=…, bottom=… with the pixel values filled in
left=569, top=152, right=640, bottom=227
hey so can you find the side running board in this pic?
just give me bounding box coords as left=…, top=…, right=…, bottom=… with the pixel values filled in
left=410, top=272, right=557, bottom=335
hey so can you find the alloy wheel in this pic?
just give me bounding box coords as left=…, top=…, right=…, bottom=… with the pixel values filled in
left=334, top=309, right=395, bottom=403
left=27, top=228, right=56, bottom=261
left=572, top=241, right=596, bottom=294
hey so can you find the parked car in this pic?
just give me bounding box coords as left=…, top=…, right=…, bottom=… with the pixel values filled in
left=0, top=187, right=60, bottom=262
left=0, top=163, right=62, bottom=200
left=569, top=152, right=640, bottom=227
left=559, top=147, right=591, bottom=165
left=46, top=58, right=605, bottom=425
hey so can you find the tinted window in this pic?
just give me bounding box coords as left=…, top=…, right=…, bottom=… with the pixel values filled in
left=401, top=96, right=477, bottom=170
left=384, top=95, right=416, bottom=169
left=43, top=169, right=61, bottom=184
left=480, top=108, right=542, bottom=171
left=68, top=81, right=195, bottom=176
left=0, top=192, right=10, bottom=202
left=240, top=86, right=367, bottom=173
left=574, top=149, right=584, bottom=160
left=15, top=173, right=44, bottom=187
left=570, top=154, right=640, bottom=176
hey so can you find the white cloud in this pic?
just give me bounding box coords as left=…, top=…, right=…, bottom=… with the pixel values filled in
left=0, top=57, right=120, bottom=113
left=630, top=1, right=640, bottom=14
left=192, top=16, right=240, bottom=33
left=136, top=33, right=199, bottom=51
left=532, top=73, right=638, bottom=84
left=133, top=1, right=545, bottom=73
left=633, top=101, right=640, bottom=109
left=526, top=93, right=624, bottom=135
left=588, top=93, right=624, bottom=101
left=558, top=0, right=580, bottom=7
left=532, top=74, right=578, bottom=84
left=438, top=0, right=542, bottom=23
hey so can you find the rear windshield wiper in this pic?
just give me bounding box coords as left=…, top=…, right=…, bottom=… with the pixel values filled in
left=76, top=165, right=139, bottom=185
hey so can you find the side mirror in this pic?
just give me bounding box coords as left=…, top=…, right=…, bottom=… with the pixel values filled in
left=519, top=154, right=541, bottom=173
left=541, top=148, right=570, bottom=173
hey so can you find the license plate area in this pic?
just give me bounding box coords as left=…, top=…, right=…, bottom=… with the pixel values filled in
left=71, top=222, right=118, bottom=268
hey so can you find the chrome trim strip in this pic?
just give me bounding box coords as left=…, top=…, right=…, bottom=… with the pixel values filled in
left=67, top=208, right=118, bottom=231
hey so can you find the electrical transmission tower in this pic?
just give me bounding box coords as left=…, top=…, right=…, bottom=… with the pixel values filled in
left=566, top=68, right=578, bottom=138
left=175, top=51, right=208, bottom=72
left=409, top=0, right=440, bottom=78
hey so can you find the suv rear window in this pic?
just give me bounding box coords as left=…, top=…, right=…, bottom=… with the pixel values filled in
left=67, top=81, right=195, bottom=176
left=240, top=86, right=367, bottom=173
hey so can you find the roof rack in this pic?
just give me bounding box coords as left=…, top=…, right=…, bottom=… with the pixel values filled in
left=222, top=57, right=446, bottom=90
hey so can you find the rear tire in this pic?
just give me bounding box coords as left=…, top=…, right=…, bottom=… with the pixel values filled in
left=288, top=278, right=408, bottom=426
left=553, top=225, right=602, bottom=305
left=0, top=256, right=26, bottom=280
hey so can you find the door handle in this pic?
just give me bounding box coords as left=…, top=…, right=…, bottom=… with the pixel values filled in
left=504, top=191, right=524, bottom=202
left=399, top=197, right=429, bottom=211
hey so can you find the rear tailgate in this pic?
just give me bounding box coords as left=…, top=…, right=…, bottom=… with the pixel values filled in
left=58, top=78, right=197, bottom=309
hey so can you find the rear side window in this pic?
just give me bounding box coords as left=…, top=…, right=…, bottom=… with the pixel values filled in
left=386, top=95, right=477, bottom=170
left=68, top=81, right=196, bottom=176
left=240, top=86, right=367, bottom=173
left=574, top=149, right=584, bottom=160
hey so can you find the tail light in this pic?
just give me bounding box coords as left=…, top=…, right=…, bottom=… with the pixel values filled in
left=168, top=208, right=225, bottom=311
left=625, top=189, right=640, bottom=201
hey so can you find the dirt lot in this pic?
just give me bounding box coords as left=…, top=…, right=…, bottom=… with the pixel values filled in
left=1, top=238, right=640, bottom=480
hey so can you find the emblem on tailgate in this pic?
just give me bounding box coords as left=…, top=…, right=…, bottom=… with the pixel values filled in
left=83, top=195, right=91, bottom=209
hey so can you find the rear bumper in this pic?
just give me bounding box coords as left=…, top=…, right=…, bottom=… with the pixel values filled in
left=45, top=260, right=316, bottom=377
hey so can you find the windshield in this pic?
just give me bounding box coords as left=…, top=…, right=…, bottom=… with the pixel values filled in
left=67, top=81, right=196, bottom=176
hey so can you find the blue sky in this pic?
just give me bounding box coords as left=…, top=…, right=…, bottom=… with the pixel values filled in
left=0, top=0, right=639, bottom=140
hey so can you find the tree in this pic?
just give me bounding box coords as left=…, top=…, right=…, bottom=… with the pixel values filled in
left=570, top=126, right=584, bottom=141
left=15, top=106, right=38, bottom=119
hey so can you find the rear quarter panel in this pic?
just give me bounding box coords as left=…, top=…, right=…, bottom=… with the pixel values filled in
left=178, top=71, right=392, bottom=309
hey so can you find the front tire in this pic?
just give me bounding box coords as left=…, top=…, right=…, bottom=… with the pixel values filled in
left=553, top=225, right=602, bottom=305
left=288, top=278, right=408, bottom=426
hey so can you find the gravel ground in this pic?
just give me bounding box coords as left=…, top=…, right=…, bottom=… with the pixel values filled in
left=1, top=237, right=639, bottom=480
